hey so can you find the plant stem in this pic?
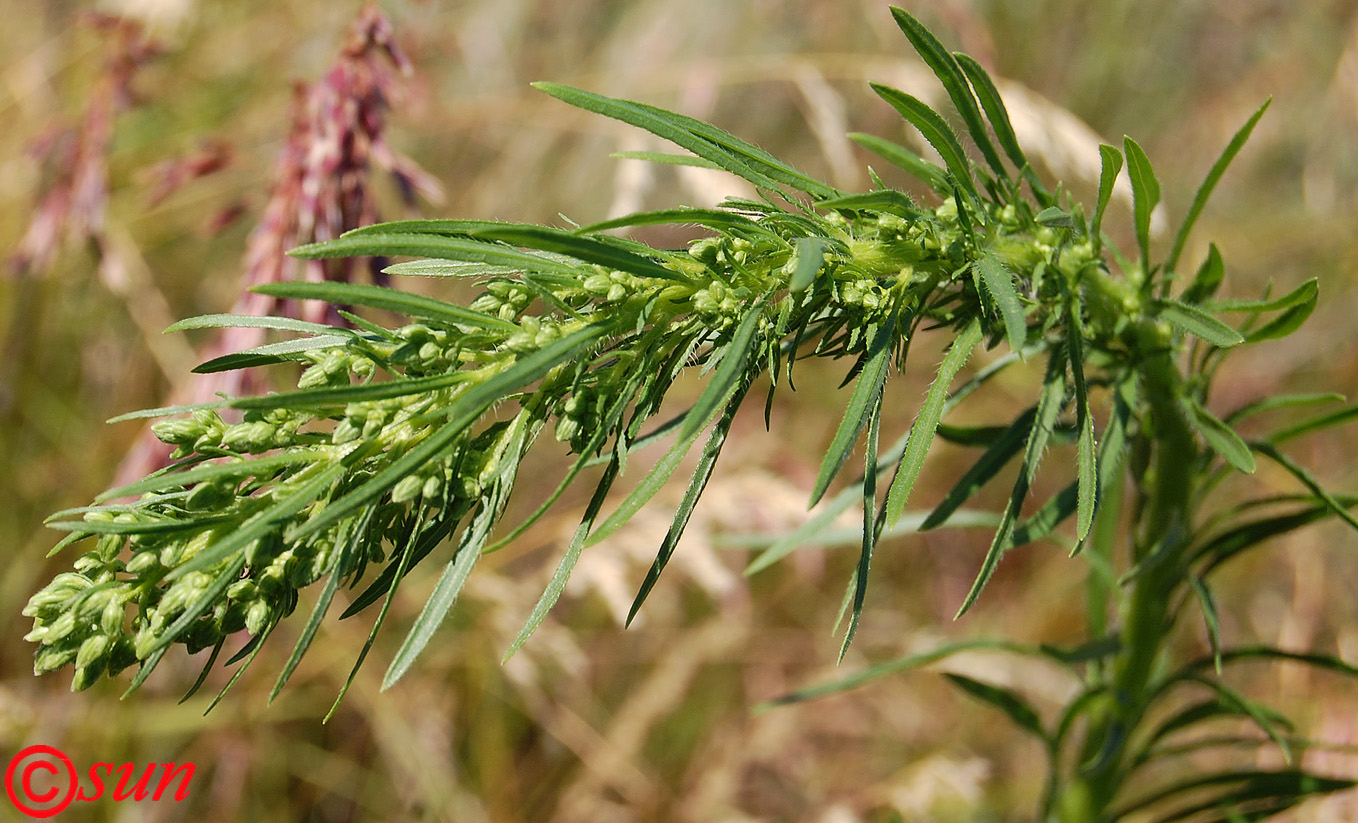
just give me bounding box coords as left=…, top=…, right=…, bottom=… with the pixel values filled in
left=1056, top=342, right=1198, bottom=823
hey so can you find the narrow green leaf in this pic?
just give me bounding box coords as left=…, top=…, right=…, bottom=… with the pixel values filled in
left=1268, top=403, right=1358, bottom=445
left=382, top=497, right=495, bottom=690
left=1244, top=290, right=1318, bottom=343
left=1090, top=145, right=1123, bottom=241
left=627, top=386, right=748, bottom=626
left=838, top=397, right=883, bottom=660
left=756, top=638, right=1039, bottom=709
left=975, top=251, right=1027, bottom=353
left=889, top=7, right=1007, bottom=179
left=884, top=317, right=983, bottom=525
left=680, top=302, right=765, bottom=442
left=588, top=306, right=763, bottom=545
left=290, top=232, right=580, bottom=278
left=1180, top=243, right=1225, bottom=304
left=943, top=673, right=1048, bottom=741
left=578, top=206, right=766, bottom=235
left=1188, top=575, right=1223, bottom=673
left=810, top=316, right=895, bottom=505
left=1123, top=136, right=1160, bottom=269
left=921, top=407, right=1035, bottom=530
left=815, top=190, right=922, bottom=220
left=848, top=132, right=950, bottom=193
left=1068, top=307, right=1097, bottom=541
left=1156, top=299, right=1244, bottom=347
left=251, top=279, right=519, bottom=332
left=789, top=236, right=828, bottom=293
left=1209, top=278, right=1317, bottom=314
left=747, top=350, right=1028, bottom=575
left=956, top=355, right=1066, bottom=618
left=324, top=524, right=420, bottom=721
left=1166, top=98, right=1271, bottom=272
left=1225, top=392, right=1344, bottom=425
left=609, top=150, right=721, bottom=169
left=953, top=52, right=1051, bottom=203
left=1194, top=503, right=1347, bottom=574
left=533, top=82, right=836, bottom=197
left=1254, top=443, right=1358, bottom=534
left=1184, top=397, right=1256, bottom=474
left=270, top=514, right=367, bottom=701
left=504, top=460, right=621, bottom=661
left=193, top=335, right=351, bottom=374
left=870, top=83, right=982, bottom=206
left=95, top=452, right=314, bottom=502
left=1114, top=770, right=1352, bottom=822
left=468, top=224, right=685, bottom=283
left=382, top=259, right=521, bottom=278
left=107, top=399, right=233, bottom=423
left=166, top=314, right=339, bottom=336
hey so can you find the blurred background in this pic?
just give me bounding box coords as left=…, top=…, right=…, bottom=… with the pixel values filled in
left=2, top=0, right=1357, bottom=820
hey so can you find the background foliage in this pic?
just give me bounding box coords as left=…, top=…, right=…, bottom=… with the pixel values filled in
left=2, top=1, right=1357, bottom=820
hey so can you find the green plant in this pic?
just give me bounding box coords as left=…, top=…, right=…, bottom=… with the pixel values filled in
left=23, top=7, right=1357, bottom=820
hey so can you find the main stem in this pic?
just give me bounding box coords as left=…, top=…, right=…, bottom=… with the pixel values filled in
left=1056, top=342, right=1198, bottom=822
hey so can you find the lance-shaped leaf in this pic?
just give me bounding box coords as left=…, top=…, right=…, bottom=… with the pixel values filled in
left=885, top=318, right=984, bottom=525
left=943, top=673, right=1048, bottom=742
left=1068, top=305, right=1097, bottom=541
left=1123, top=136, right=1160, bottom=270
left=1183, top=397, right=1255, bottom=474
left=291, top=232, right=582, bottom=278
left=1166, top=98, right=1271, bottom=272
left=870, top=83, right=982, bottom=207
left=921, top=406, right=1035, bottom=530
left=627, top=383, right=748, bottom=625
left=956, top=355, right=1067, bottom=618
left=1180, top=243, right=1224, bottom=304
left=533, top=83, right=838, bottom=198
left=1155, top=299, right=1244, bottom=347
left=382, top=491, right=500, bottom=690
left=848, top=132, right=950, bottom=193
left=810, top=315, right=896, bottom=505
left=815, top=190, right=922, bottom=221
left=974, top=251, right=1027, bottom=353
left=504, top=458, right=622, bottom=661
left=838, top=396, right=883, bottom=660
left=587, top=303, right=765, bottom=545
left=953, top=52, right=1052, bottom=204
left=251, top=279, right=519, bottom=333
left=889, top=7, right=1007, bottom=180
left=1090, top=144, right=1123, bottom=241
left=789, top=236, right=829, bottom=293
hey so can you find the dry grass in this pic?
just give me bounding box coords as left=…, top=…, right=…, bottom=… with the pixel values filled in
left=2, top=1, right=1357, bottom=820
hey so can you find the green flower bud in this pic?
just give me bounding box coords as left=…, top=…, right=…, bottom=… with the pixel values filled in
left=71, top=665, right=100, bottom=692
left=125, top=550, right=161, bottom=575
left=44, top=611, right=79, bottom=643
left=391, top=474, right=425, bottom=503
left=245, top=600, right=272, bottom=635
left=35, top=643, right=78, bottom=675
left=151, top=418, right=206, bottom=446
left=76, top=634, right=110, bottom=669
left=222, top=421, right=277, bottom=453
left=101, top=596, right=125, bottom=635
